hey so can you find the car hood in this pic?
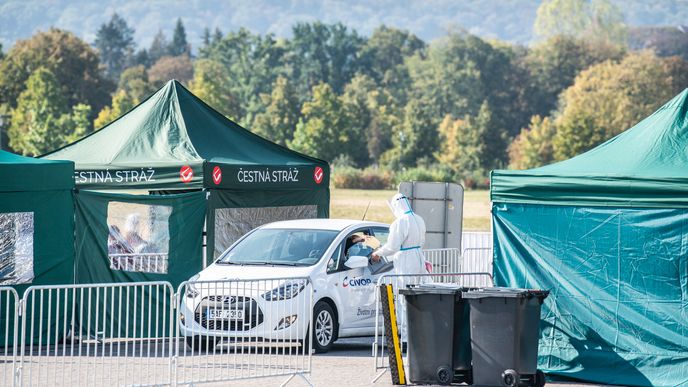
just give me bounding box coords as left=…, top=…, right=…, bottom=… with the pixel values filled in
left=195, top=263, right=315, bottom=282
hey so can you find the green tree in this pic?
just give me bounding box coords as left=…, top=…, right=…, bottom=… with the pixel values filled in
left=400, top=31, right=522, bottom=169
left=170, top=18, right=190, bottom=56
left=534, top=0, right=626, bottom=44
left=290, top=83, right=352, bottom=162
left=149, top=30, right=170, bottom=64
left=189, top=59, right=241, bottom=120
left=93, top=89, right=137, bottom=129
left=359, top=26, right=425, bottom=90
left=199, top=28, right=286, bottom=126
left=0, top=28, right=111, bottom=117
left=508, top=116, right=557, bottom=169
left=287, top=22, right=365, bottom=97
left=9, top=68, right=91, bottom=155
left=522, top=36, right=625, bottom=117
left=212, top=28, right=223, bottom=44
left=202, top=28, right=211, bottom=48
left=381, top=98, right=439, bottom=168
left=435, top=115, right=485, bottom=177
left=340, top=73, right=401, bottom=165
left=365, top=89, right=400, bottom=163
left=117, top=65, right=155, bottom=102
left=435, top=101, right=505, bottom=178
left=253, top=76, right=300, bottom=145
left=94, top=13, right=135, bottom=81
left=553, top=52, right=686, bottom=160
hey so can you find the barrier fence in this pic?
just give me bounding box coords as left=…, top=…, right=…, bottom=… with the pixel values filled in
left=0, top=287, right=19, bottom=387
left=17, top=282, right=175, bottom=387
left=0, top=278, right=313, bottom=387
left=109, top=253, right=169, bottom=274
left=424, top=247, right=493, bottom=279
left=371, top=272, right=495, bottom=384
left=175, top=277, right=313, bottom=386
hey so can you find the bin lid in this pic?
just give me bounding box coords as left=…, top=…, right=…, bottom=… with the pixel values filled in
left=461, top=287, right=549, bottom=299
left=399, top=283, right=475, bottom=296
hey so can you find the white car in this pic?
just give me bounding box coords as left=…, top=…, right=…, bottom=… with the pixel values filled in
left=179, top=219, right=394, bottom=353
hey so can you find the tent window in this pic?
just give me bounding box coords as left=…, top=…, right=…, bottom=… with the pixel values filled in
left=214, top=205, right=318, bottom=258
left=107, top=202, right=172, bottom=274
left=0, top=212, right=34, bottom=285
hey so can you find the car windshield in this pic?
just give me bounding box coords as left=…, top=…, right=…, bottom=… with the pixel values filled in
left=218, top=228, right=339, bottom=266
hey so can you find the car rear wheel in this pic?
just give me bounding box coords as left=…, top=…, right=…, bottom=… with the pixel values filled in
left=312, top=301, right=336, bottom=353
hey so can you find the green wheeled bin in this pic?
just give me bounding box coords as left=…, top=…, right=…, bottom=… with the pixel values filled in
left=400, top=284, right=474, bottom=385
left=462, top=288, right=549, bottom=387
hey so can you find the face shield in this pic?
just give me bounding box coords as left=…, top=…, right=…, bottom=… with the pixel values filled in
left=388, top=193, right=412, bottom=219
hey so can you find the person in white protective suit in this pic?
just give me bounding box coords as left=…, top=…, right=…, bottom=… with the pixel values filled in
left=371, top=193, right=427, bottom=277
left=371, top=193, right=427, bottom=341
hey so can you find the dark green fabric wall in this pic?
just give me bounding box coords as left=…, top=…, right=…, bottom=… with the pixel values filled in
left=0, top=189, right=75, bottom=345
left=74, top=190, right=206, bottom=289
left=493, top=202, right=688, bottom=386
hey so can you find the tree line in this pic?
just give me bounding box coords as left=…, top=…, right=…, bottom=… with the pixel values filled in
left=1, top=0, right=687, bottom=188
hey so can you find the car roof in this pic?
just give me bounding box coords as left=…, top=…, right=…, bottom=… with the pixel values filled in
left=261, top=218, right=388, bottom=231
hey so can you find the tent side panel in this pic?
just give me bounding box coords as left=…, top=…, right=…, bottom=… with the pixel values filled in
left=206, top=187, right=329, bottom=261
left=0, top=189, right=74, bottom=345
left=74, top=190, right=206, bottom=288
left=492, top=202, right=688, bottom=386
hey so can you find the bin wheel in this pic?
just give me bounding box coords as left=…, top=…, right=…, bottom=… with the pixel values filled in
left=502, top=369, right=520, bottom=387
left=534, top=370, right=546, bottom=387
left=436, top=366, right=453, bottom=385
left=462, top=369, right=473, bottom=385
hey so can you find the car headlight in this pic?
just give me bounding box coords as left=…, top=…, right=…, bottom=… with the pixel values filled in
left=262, top=281, right=306, bottom=301
left=186, top=274, right=200, bottom=298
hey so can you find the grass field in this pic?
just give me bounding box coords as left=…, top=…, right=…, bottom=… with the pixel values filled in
left=330, top=188, right=491, bottom=231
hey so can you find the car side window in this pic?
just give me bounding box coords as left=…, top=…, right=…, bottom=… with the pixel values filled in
left=372, top=227, right=390, bottom=247
left=326, top=244, right=343, bottom=274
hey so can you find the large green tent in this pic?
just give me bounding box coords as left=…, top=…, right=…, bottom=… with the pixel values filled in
left=490, top=89, right=688, bottom=386
left=0, top=150, right=75, bottom=343
left=43, top=80, right=329, bottom=287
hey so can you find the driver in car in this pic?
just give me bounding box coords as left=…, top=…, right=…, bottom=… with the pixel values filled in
left=344, top=233, right=381, bottom=263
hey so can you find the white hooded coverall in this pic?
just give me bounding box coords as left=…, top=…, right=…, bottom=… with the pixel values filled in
left=375, top=193, right=427, bottom=341
left=376, top=193, right=428, bottom=277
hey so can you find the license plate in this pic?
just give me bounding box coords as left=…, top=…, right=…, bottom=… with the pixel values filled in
left=207, top=309, right=244, bottom=320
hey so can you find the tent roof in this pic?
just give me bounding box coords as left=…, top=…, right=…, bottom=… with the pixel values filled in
left=42, top=80, right=327, bottom=189
left=491, top=89, right=688, bottom=207
left=0, top=150, right=74, bottom=192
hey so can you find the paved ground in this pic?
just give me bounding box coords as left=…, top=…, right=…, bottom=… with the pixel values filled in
left=0, top=338, right=616, bottom=386
left=231, top=338, right=612, bottom=387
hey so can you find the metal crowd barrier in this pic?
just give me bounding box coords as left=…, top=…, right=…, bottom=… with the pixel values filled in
left=17, top=281, right=175, bottom=386
left=424, top=247, right=494, bottom=279
left=0, top=287, right=19, bottom=387
left=109, top=253, right=169, bottom=274
left=371, top=272, right=494, bottom=384
left=0, top=278, right=313, bottom=387
left=174, top=277, right=313, bottom=386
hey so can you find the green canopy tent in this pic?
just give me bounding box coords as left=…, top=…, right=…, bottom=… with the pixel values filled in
left=490, top=89, right=688, bottom=386
left=43, top=80, right=329, bottom=287
left=0, top=150, right=75, bottom=343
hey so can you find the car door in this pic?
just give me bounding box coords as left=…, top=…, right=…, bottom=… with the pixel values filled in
left=327, top=228, right=379, bottom=330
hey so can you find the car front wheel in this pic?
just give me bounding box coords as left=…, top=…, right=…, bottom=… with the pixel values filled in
left=311, top=301, right=336, bottom=353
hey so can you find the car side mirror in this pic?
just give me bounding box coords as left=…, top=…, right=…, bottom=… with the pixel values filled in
left=345, top=255, right=369, bottom=269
